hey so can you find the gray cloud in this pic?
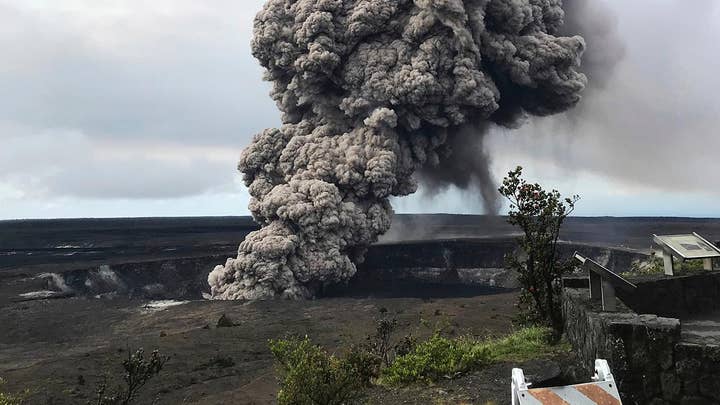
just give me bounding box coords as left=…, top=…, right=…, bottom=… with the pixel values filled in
left=559, top=0, right=625, bottom=92
left=44, top=156, right=234, bottom=200
left=2, top=0, right=720, bottom=218
left=0, top=1, right=276, bottom=145
left=493, top=0, right=720, bottom=195
left=0, top=123, right=236, bottom=199
left=0, top=0, right=273, bottom=201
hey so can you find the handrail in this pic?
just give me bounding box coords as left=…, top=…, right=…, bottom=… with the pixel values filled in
left=573, top=252, right=636, bottom=311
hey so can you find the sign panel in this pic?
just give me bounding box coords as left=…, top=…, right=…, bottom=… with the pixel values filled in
left=573, top=252, right=637, bottom=291
left=653, top=233, right=720, bottom=260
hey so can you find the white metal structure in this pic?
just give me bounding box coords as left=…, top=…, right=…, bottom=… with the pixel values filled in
left=511, top=359, right=622, bottom=404
left=573, top=252, right=636, bottom=311
left=653, top=233, right=720, bottom=275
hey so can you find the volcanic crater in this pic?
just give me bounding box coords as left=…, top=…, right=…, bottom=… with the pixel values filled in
left=2, top=215, right=720, bottom=404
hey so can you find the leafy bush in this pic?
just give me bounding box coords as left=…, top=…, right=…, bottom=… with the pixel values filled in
left=498, top=166, right=579, bottom=339
left=269, top=336, right=380, bottom=405
left=0, top=378, right=29, bottom=405
left=381, top=327, right=567, bottom=385
left=91, top=348, right=168, bottom=405
left=629, top=255, right=706, bottom=276
left=380, top=334, right=492, bottom=384
left=482, top=326, right=567, bottom=362
left=268, top=321, right=569, bottom=400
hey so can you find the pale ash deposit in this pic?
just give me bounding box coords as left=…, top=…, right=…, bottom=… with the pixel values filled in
left=209, top=0, right=587, bottom=300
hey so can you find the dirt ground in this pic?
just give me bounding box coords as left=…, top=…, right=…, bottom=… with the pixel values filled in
left=5, top=216, right=720, bottom=403
left=0, top=292, right=552, bottom=404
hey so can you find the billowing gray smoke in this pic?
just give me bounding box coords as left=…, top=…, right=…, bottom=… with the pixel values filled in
left=494, top=0, right=720, bottom=207
left=416, top=0, right=622, bottom=212
left=559, top=0, right=624, bottom=92
left=208, top=0, right=587, bottom=300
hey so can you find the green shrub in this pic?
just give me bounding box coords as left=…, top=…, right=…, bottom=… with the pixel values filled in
left=0, top=378, right=29, bottom=405
left=629, top=255, right=706, bottom=276
left=380, top=334, right=491, bottom=384
left=482, top=326, right=566, bottom=362
left=269, top=336, right=380, bottom=405
left=381, top=327, right=567, bottom=385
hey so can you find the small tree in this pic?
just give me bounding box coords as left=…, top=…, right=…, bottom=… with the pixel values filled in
left=363, top=317, right=398, bottom=367
left=498, top=166, right=579, bottom=340
left=92, top=348, right=168, bottom=405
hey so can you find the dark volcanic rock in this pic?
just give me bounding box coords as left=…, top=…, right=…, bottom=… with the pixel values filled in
left=216, top=313, right=236, bottom=328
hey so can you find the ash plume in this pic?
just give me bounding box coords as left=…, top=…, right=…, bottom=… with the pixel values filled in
left=498, top=0, right=720, bottom=204
left=209, top=0, right=587, bottom=300
left=559, top=0, right=625, bottom=92
left=417, top=123, right=501, bottom=213
left=416, top=0, right=624, bottom=213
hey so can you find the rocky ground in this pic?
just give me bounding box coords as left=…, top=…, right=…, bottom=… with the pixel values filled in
left=0, top=291, right=576, bottom=405
left=4, top=215, right=720, bottom=404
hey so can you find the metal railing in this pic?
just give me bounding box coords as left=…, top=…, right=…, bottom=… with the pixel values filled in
left=573, top=252, right=636, bottom=311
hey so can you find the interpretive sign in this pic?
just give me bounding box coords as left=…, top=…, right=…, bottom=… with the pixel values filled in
left=652, top=233, right=720, bottom=275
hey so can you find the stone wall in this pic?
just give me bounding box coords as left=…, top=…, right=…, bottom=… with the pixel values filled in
left=619, top=271, right=720, bottom=318
left=563, top=288, right=720, bottom=404
left=674, top=343, right=720, bottom=403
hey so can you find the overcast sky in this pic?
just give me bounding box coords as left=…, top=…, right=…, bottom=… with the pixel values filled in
left=1, top=0, right=719, bottom=219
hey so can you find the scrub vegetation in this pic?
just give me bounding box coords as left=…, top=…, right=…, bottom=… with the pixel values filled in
left=379, top=326, right=566, bottom=385
left=629, top=255, right=708, bottom=276
left=268, top=319, right=568, bottom=404
left=268, top=336, right=379, bottom=405
left=0, top=379, right=29, bottom=405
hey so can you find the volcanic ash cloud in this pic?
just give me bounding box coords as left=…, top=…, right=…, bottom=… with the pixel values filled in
left=209, top=0, right=587, bottom=300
